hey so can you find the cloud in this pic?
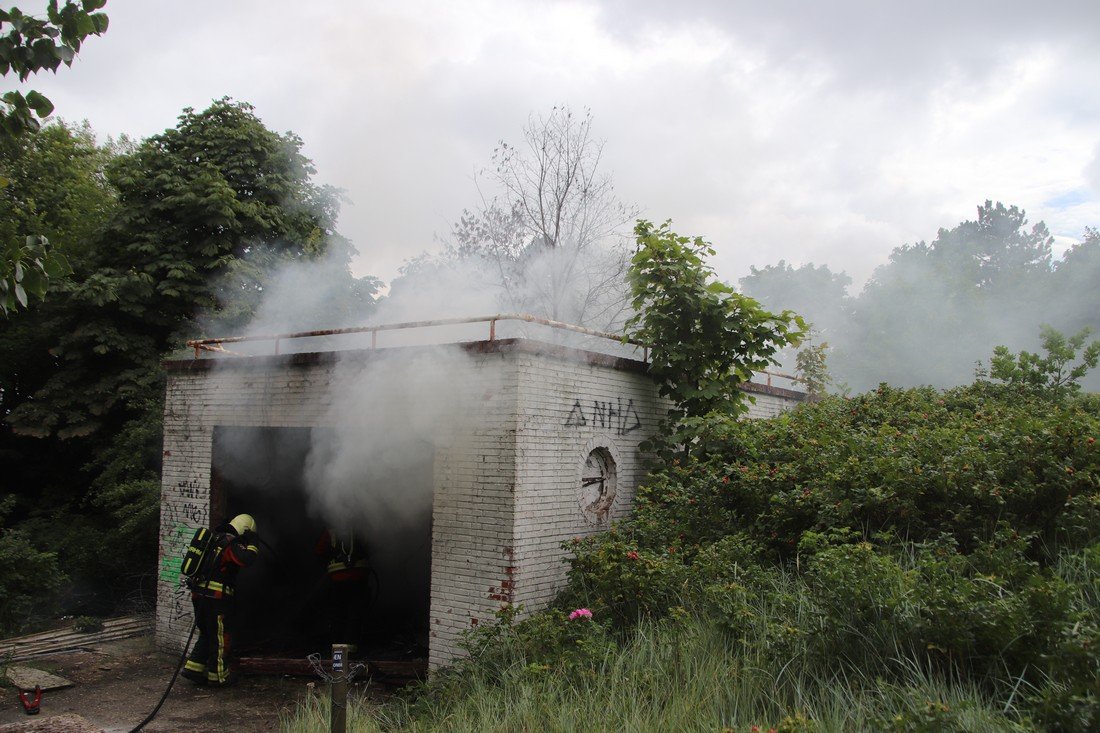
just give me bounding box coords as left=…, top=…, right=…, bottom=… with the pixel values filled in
left=1086, top=144, right=1100, bottom=194
left=21, top=0, right=1100, bottom=292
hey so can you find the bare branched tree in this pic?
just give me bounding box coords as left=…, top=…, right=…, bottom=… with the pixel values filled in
left=449, top=107, right=638, bottom=329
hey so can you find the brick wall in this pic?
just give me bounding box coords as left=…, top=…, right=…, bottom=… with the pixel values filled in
left=510, top=351, right=666, bottom=614
left=426, top=349, right=517, bottom=667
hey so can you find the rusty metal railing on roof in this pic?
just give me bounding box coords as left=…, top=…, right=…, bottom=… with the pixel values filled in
left=186, top=313, right=647, bottom=359
left=184, top=312, right=802, bottom=389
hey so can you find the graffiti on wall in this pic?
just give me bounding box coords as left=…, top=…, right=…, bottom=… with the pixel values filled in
left=158, top=521, right=192, bottom=622
left=176, top=478, right=204, bottom=500
left=564, top=397, right=641, bottom=435
left=158, top=479, right=210, bottom=624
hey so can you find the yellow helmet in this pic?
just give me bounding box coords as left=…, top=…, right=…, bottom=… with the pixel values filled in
left=228, top=514, right=257, bottom=536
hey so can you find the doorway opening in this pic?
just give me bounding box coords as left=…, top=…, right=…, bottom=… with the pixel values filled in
left=211, top=426, right=433, bottom=663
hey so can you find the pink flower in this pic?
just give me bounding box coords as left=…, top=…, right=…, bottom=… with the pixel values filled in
left=626, top=551, right=640, bottom=560
left=569, top=608, right=593, bottom=620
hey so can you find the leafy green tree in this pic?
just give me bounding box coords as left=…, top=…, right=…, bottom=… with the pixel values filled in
left=626, top=219, right=804, bottom=436
left=0, top=120, right=114, bottom=313
left=0, top=1, right=108, bottom=138
left=0, top=234, right=70, bottom=313
left=0, top=100, right=358, bottom=619
left=739, top=260, right=852, bottom=342
left=988, top=326, right=1100, bottom=397
left=0, top=2, right=109, bottom=311
left=1048, top=229, right=1100, bottom=383
left=0, top=121, right=116, bottom=435
left=0, top=496, right=63, bottom=633
left=7, top=98, right=345, bottom=438
left=739, top=260, right=852, bottom=379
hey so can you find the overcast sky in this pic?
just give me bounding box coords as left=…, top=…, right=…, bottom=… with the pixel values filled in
left=20, top=0, right=1100, bottom=289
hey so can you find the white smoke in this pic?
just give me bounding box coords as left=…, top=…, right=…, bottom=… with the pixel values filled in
left=301, top=346, right=483, bottom=537
left=199, top=200, right=639, bottom=583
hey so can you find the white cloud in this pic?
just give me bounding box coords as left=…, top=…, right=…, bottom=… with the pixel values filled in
left=19, top=0, right=1100, bottom=296
left=1085, top=143, right=1100, bottom=194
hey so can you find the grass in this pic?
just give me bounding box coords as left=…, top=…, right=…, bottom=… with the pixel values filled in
left=281, top=613, right=1033, bottom=732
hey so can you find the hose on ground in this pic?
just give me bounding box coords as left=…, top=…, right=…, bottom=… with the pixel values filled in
left=128, top=621, right=197, bottom=733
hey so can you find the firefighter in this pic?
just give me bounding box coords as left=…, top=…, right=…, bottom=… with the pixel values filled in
left=181, top=513, right=259, bottom=687
left=315, top=526, right=372, bottom=651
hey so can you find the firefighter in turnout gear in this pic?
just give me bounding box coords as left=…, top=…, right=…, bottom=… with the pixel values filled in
left=182, top=514, right=259, bottom=687
left=315, top=527, right=372, bottom=651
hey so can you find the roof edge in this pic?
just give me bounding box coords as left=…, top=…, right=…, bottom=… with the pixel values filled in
left=162, top=337, right=650, bottom=375
left=162, top=338, right=806, bottom=399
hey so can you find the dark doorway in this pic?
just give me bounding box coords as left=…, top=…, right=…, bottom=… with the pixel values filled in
left=211, top=426, right=432, bottom=661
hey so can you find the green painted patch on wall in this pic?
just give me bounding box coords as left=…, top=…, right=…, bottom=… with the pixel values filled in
left=157, top=523, right=192, bottom=583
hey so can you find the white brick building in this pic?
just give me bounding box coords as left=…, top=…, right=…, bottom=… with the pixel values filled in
left=156, top=336, right=804, bottom=668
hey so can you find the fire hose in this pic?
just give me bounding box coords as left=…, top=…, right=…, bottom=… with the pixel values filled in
left=127, top=621, right=197, bottom=733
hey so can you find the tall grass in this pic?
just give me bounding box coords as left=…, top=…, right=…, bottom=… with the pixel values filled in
left=282, top=614, right=1031, bottom=732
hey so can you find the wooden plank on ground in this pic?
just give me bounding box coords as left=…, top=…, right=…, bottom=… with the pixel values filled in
left=0, top=615, right=153, bottom=662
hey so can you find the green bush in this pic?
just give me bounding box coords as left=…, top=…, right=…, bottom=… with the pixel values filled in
left=72, top=615, right=104, bottom=633
left=627, top=384, right=1099, bottom=559
left=0, top=497, right=64, bottom=634
left=458, top=604, right=616, bottom=682
left=559, top=383, right=1099, bottom=727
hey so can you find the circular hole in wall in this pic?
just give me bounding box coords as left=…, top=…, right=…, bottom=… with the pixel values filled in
left=579, top=447, right=617, bottom=525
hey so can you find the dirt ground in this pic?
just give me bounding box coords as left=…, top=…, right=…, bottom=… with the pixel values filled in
left=0, top=634, right=331, bottom=733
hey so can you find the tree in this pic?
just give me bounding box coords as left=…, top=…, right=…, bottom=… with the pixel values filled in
left=0, top=496, right=62, bottom=633
left=626, top=219, right=805, bottom=441
left=739, top=260, right=852, bottom=376
left=0, top=120, right=114, bottom=314
left=0, top=2, right=109, bottom=312
left=0, top=1, right=108, bottom=138
left=0, top=100, right=358, bottom=620
left=445, top=106, right=637, bottom=329
left=988, top=326, right=1100, bottom=398
left=1049, top=228, right=1100, bottom=332
left=0, top=121, right=116, bottom=422
left=0, top=121, right=118, bottom=618
left=794, top=335, right=833, bottom=400
left=843, top=201, right=1056, bottom=390
left=7, top=98, right=345, bottom=438
left=1047, top=228, right=1100, bottom=392
left=739, top=260, right=852, bottom=337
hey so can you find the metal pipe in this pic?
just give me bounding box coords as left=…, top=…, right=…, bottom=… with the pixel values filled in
left=185, top=314, right=645, bottom=353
